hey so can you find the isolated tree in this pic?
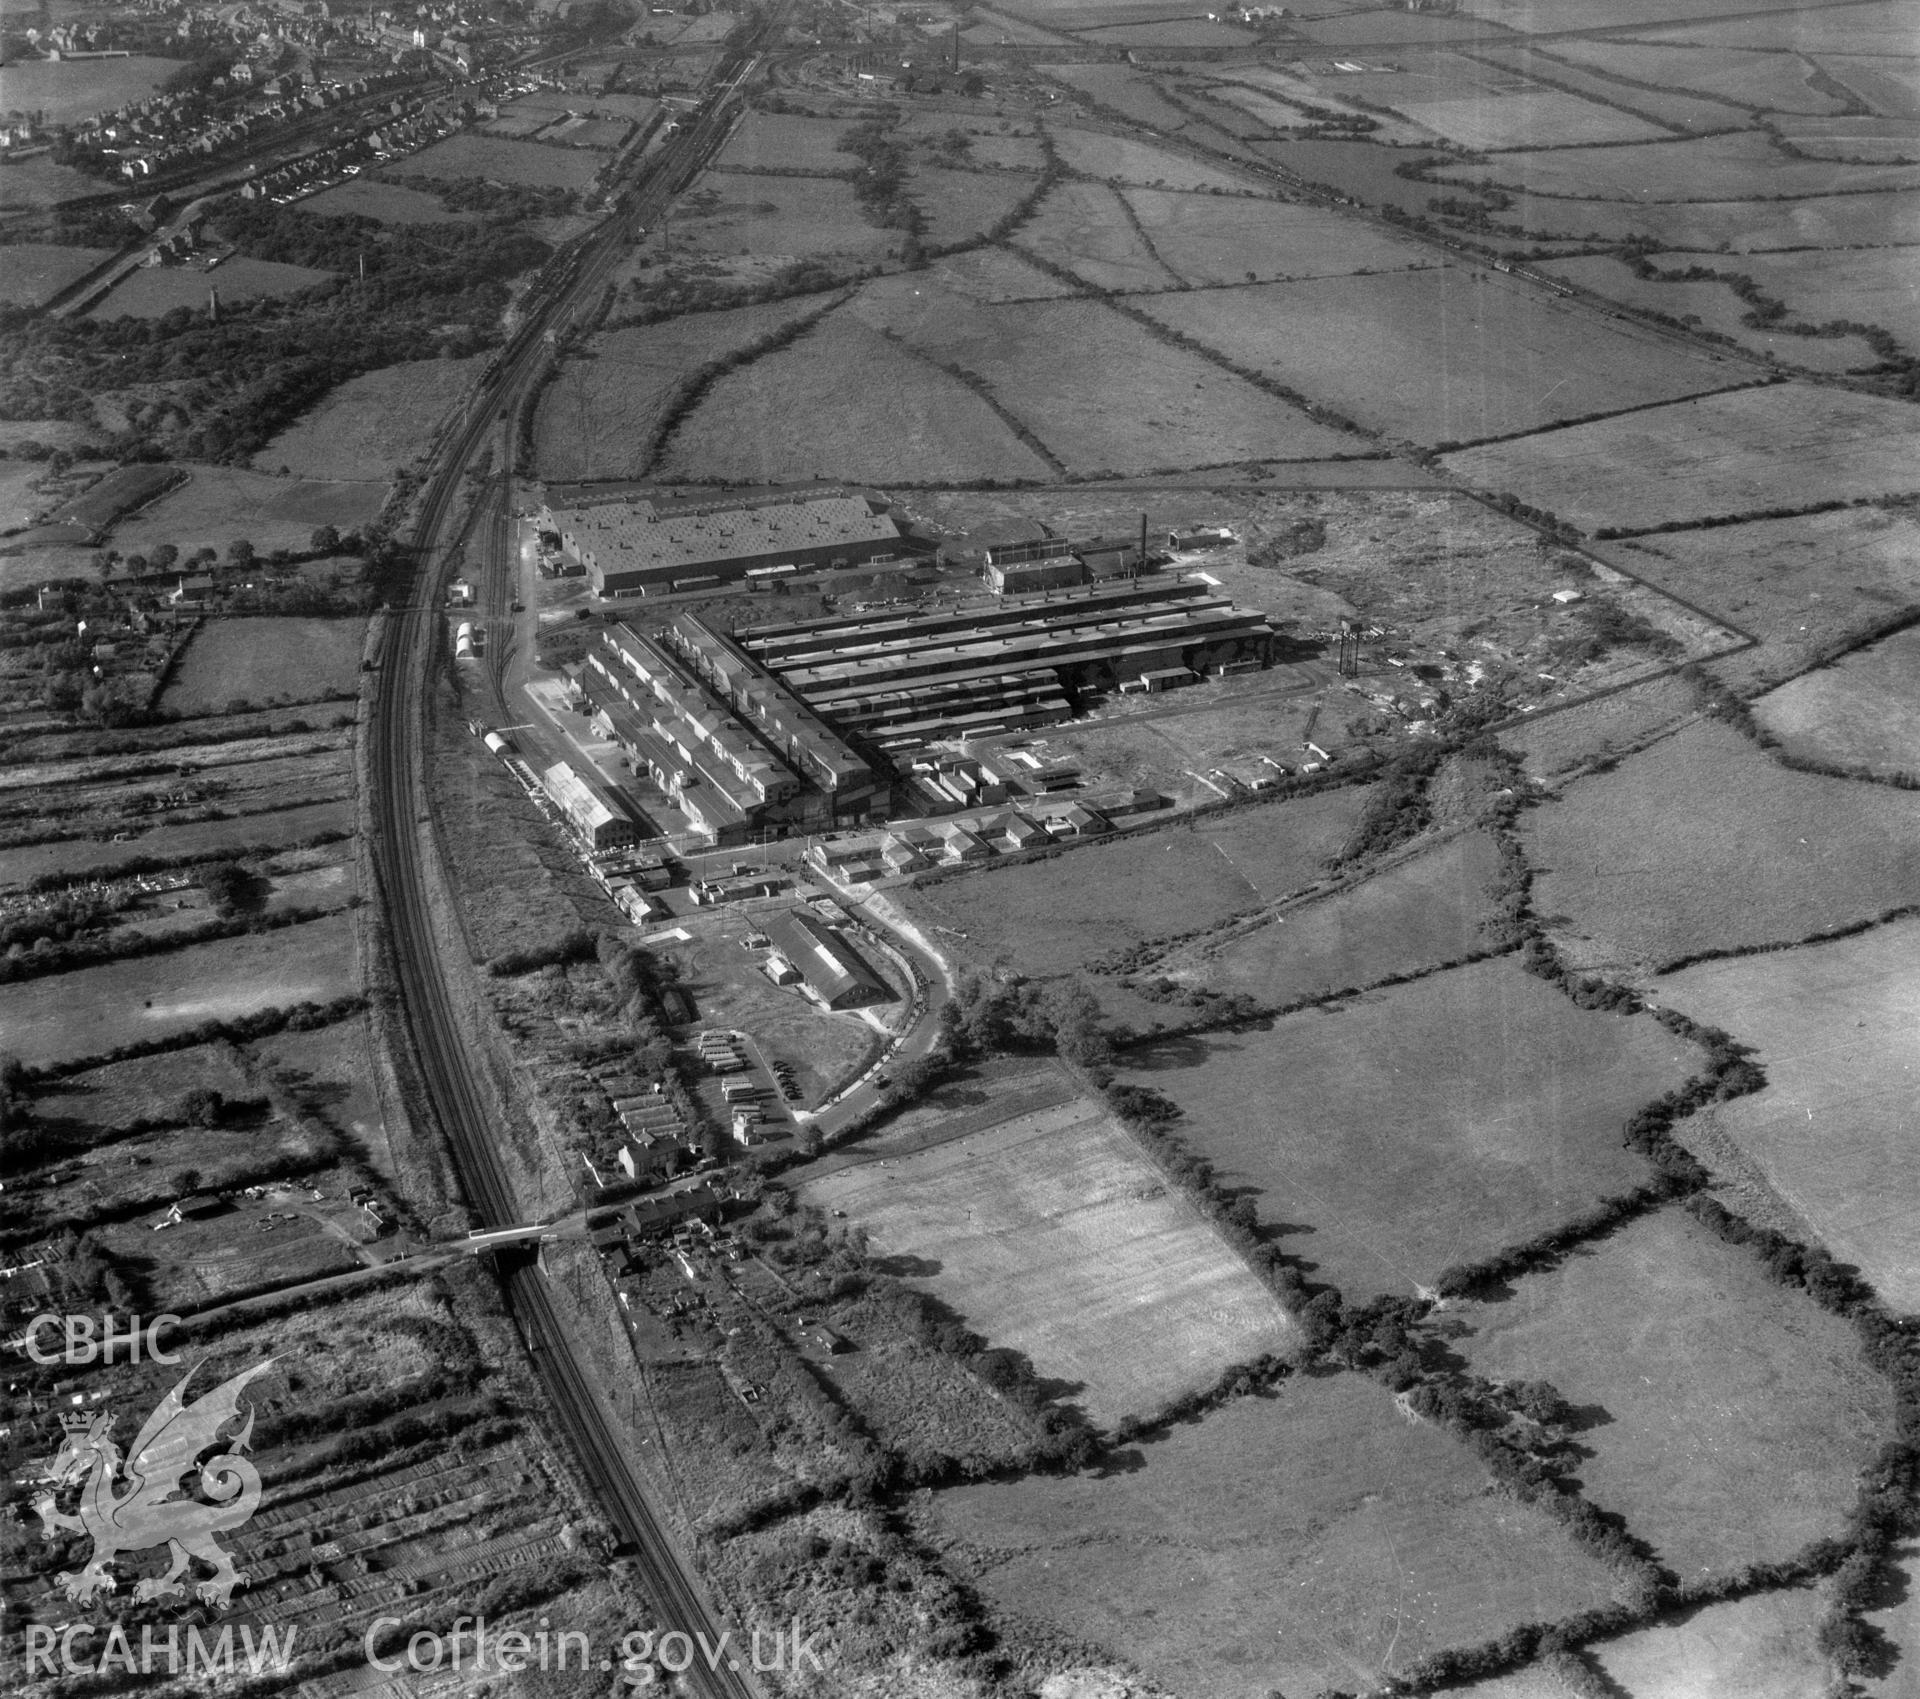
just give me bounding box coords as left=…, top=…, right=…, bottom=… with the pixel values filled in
left=309, top=524, right=340, bottom=553
left=177, top=1087, right=225, bottom=1128
left=151, top=543, right=179, bottom=570
left=227, top=538, right=255, bottom=567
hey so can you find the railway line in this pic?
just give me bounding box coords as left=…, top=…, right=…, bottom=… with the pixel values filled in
left=362, top=24, right=784, bottom=1699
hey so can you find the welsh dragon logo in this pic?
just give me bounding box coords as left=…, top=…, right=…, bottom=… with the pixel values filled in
left=30, top=1360, right=274, bottom=1609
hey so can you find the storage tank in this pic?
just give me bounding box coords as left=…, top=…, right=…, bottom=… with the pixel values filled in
left=455, top=621, right=473, bottom=643
left=483, top=731, right=510, bottom=756
left=455, top=637, right=475, bottom=659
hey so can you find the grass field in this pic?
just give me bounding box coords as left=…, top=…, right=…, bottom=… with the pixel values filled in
left=1141, top=266, right=1738, bottom=447
left=1050, top=126, right=1255, bottom=190
left=900, top=786, right=1370, bottom=978
left=0, top=55, right=175, bottom=123
left=1456, top=1205, right=1890, bottom=1577
left=910, top=243, right=1073, bottom=303
left=1525, top=719, right=1920, bottom=973
left=657, top=311, right=1055, bottom=484
left=860, top=287, right=1366, bottom=472
left=159, top=617, right=367, bottom=715
left=1119, top=956, right=1687, bottom=1300
left=1013, top=176, right=1182, bottom=291
left=1123, top=187, right=1435, bottom=284
left=1553, top=37, right=1882, bottom=114
left=0, top=154, right=106, bottom=211
left=535, top=297, right=822, bottom=482
left=382, top=133, right=606, bottom=189
left=1476, top=43, right=1745, bottom=133
left=801, top=1096, right=1292, bottom=1428
left=1079, top=16, right=1253, bottom=44
left=295, top=178, right=471, bottom=224
left=1164, top=829, right=1506, bottom=1004
left=1399, top=87, right=1673, bottom=148
left=1591, top=1587, right=1831, bottom=1699
left=255, top=354, right=485, bottom=479
left=1539, top=253, right=1878, bottom=373
left=105, top=463, right=386, bottom=558
left=1443, top=384, right=1920, bottom=533
left=923, top=1373, right=1620, bottom=1698
left=1604, top=505, right=1920, bottom=685
left=913, top=163, right=1038, bottom=249
left=1501, top=671, right=1699, bottom=780
left=0, top=241, right=115, bottom=309
left=0, top=797, right=354, bottom=890
left=665, top=172, right=893, bottom=265
left=713, top=109, right=853, bottom=171
left=1432, top=128, right=1920, bottom=202
left=91, top=257, right=335, bottom=319
left=1754, top=625, right=1920, bottom=776
left=1661, top=920, right=1920, bottom=1310
left=0, top=910, right=357, bottom=1066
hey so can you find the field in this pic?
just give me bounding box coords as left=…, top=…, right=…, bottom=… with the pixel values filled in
left=1443, top=383, right=1920, bottom=533
left=1603, top=505, right=1920, bottom=686
left=921, top=1373, right=1621, bottom=1698
left=0, top=910, right=357, bottom=1066
left=901, top=786, right=1370, bottom=977
left=1431, top=128, right=1920, bottom=202
left=907, top=242, right=1074, bottom=303
left=1540, top=253, right=1879, bottom=372
left=381, top=132, right=607, bottom=189
left=1049, top=126, right=1255, bottom=191
left=854, top=287, right=1366, bottom=472
left=0, top=241, right=115, bottom=309
left=0, top=154, right=105, bottom=210
left=912, top=164, right=1038, bottom=249
left=1123, top=186, right=1436, bottom=284
left=1476, top=43, right=1746, bottom=133
left=1553, top=37, right=1885, bottom=114
left=658, top=311, right=1055, bottom=484
left=1660, top=920, right=1920, bottom=1310
left=1140, top=266, right=1740, bottom=447
left=1501, top=670, right=1700, bottom=780
left=1754, top=625, right=1920, bottom=776
left=1079, top=16, right=1253, bottom=45
left=0, top=54, right=175, bottom=123
left=800, top=1096, right=1293, bottom=1427
left=1158, top=829, right=1507, bottom=1004
left=1397, top=87, right=1673, bottom=148
left=1118, top=957, right=1688, bottom=1300
left=90, top=256, right=336, bottom=319
left=159, top=616, right=367, bottom=715
left=0, top=796, right=353, bottom=888
left=1455, top=1205, right=1890, bottom=1577
left=1591, top=1588, right=1831, bottom=1699
left=104, top=463, right=387, bottom=558
left=712, top=109, right=854, bottom=171
left=295, top=178, right=471, bottom=223
left=534, top=296, right=823, bottom=481
left=255, top=355, right=486, bottom=479
left=1525, top=719, right=1920, bottom=973
left=1013, top=177, right=1182, bottom=291
left=663, top=171, right=894, bottom=267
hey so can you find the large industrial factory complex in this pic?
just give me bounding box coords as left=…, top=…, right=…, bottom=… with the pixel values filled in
left=569, top=555, right=1282, bottom=846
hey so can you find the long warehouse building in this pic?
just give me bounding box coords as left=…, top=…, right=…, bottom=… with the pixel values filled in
left=741, top=581, right=1279, bottom=756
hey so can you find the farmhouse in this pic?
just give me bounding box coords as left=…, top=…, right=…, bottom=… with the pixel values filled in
left=540, top=760, right=639, bottom=850
left=764, top=908, right=893, bottom=1011
left=541, top=491, right=906, bottom=598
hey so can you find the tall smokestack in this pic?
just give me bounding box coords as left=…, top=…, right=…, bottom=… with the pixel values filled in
left=207, top=286, right=218, bottom=324
left=1138, top=512, right=1146, bottom=577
